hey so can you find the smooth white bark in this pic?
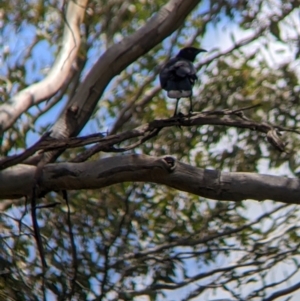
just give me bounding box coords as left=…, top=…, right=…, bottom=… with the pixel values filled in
left=0, top=0, right=88, bottom=133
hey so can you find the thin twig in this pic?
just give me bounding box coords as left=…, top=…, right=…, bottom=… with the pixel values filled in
left=0, top=131, right=51, bottom=170
left=31, top=185, right=47, bottom=301
left=100, top=189, right=133, bottom=300
left=201, top=103, right=261, bottom=116
left=35, top=202, right=61, bottom=209
left=63, top=190, right=78, bottom=300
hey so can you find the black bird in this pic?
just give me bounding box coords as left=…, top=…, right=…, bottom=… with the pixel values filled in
left=159, top=47, right=206, bottom=116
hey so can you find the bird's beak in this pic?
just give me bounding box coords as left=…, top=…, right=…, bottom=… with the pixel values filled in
left=197, top=49, right=207, bottom=53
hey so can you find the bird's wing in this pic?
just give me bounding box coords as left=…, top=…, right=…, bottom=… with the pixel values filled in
left=171, top=60, right=196, bottom=78
left=159, top=58, right=197, bottom=90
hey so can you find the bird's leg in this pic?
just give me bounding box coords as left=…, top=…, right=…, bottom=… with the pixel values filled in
left=189, top=96, right=193, bottom=115
left=173, top=98, right=183, bottom=129
left=173, top=98, right=180, bottom=117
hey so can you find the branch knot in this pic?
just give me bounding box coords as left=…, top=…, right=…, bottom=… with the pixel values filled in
left=162, top=156, right=176, bottom=171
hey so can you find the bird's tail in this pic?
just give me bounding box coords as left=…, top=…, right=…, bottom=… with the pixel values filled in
left=166, top=78, right=193, bottom=99
left=168, top=90, right=191, bottom=99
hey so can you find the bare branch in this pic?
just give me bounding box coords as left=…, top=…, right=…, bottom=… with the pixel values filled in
left=0, top=0, right=88, bottom=134
left=1, top=105, right=294, bottom=170
left=1, top=155, right=300, bottom=204
left=0, top=132, right=52, bottom=170
left=63, top=190, right=78, bottom=300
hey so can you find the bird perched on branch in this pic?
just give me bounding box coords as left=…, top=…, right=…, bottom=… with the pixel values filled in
left=159, top=47, right=206, bottom=116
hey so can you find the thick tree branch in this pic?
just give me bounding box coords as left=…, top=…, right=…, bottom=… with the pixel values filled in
left=0, top=154, right=300, bottom=204
left=0, top=0, right=88, bottom=134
